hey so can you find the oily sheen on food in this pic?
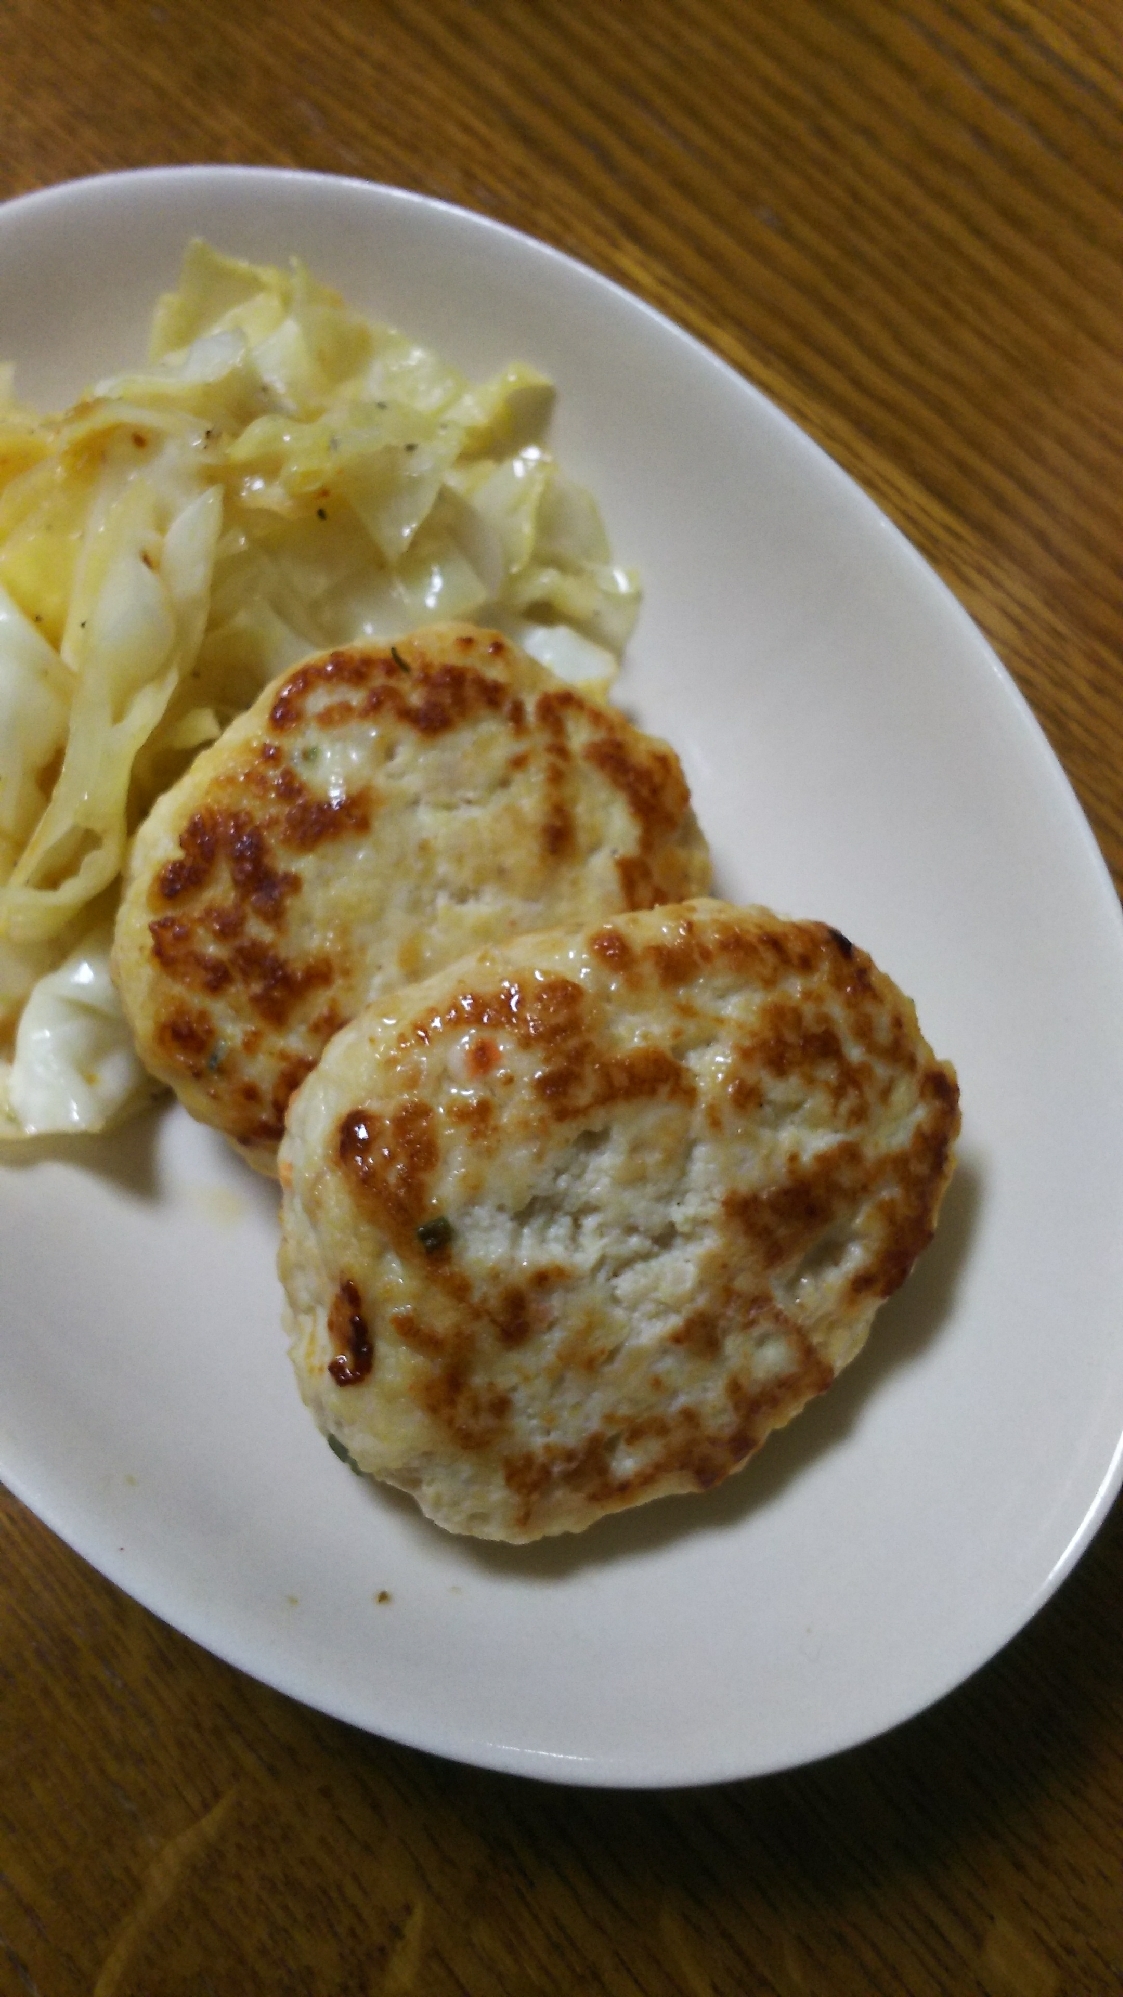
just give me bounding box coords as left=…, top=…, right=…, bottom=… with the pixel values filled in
left=113, top=625, right=710, bottom=1170
left=277, top=900, right=959, bottom=1541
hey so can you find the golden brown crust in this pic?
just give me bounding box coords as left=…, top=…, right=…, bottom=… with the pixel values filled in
left=278, top=899, right=960, bottom=1540
left=112, top=624, right=711, bottom=1169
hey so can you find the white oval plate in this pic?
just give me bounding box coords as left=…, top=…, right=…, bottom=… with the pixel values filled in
left=2, top=168, right=1122, bottom=1788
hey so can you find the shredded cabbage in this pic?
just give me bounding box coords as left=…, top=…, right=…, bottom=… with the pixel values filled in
left=0, top=928, right=155, bottom=1137
left=0, top=581, right=70, bottom=874
left=0, top=240, right=641, bottom=1138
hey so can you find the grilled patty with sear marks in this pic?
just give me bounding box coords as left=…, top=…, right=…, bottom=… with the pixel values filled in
left=278, top=899, right=959, bottom=1541
left=112, top=624, right=710, bottom=1171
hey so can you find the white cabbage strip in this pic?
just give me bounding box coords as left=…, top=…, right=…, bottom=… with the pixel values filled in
left=0, top=928, right=152, bottom=1137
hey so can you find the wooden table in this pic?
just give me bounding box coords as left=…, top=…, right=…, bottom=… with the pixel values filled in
left=2, top=2, right=1121, bottom=1990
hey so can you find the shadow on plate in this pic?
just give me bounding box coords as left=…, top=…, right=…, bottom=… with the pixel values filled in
left=427, top=1153, right=983, bottom=1584
left=0, top=1102, right=287, bottom=1223
left=0, top=1096, right=172, bottom=1201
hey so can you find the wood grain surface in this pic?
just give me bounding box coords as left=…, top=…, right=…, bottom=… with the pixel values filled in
left=2, top=1, right=1122, bottom=1991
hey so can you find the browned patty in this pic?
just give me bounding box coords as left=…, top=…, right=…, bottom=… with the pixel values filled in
left=112, top=624, right=710, bottom=1170
left=278, top=899, right=960, bottom=1540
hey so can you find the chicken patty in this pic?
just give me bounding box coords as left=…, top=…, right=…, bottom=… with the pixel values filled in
left=112, top=624, right=710, bottom=1171
left=278, top=899, right=959, bottom=1541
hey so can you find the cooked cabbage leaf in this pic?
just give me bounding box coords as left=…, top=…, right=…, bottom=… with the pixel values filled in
left=0, top=926, right=155, bottom=1137
left=0, top=582, right=71, bottom=872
